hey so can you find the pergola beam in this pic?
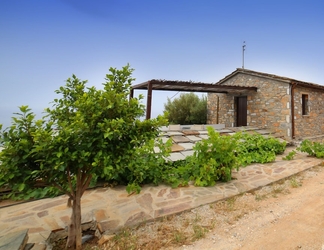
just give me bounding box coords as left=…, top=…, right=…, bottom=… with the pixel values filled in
left=130, top=80, right=257, bottom=120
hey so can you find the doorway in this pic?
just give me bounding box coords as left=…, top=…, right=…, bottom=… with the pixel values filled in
left=236, top=96, right=247, bottom=126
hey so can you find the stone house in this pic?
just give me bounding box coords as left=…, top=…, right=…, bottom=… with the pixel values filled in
left=207, top=68, right=324, bottom=140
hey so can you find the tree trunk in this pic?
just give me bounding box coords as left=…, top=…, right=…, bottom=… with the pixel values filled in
left=66, top=183, right=82, bottom=249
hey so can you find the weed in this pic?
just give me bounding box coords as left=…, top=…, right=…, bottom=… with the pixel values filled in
left=208, top=220, right=216, bottom=230
left=226, top=197, right=236, bottom=211
left=277, top=179, right=286, bottom=185
left=194, top=213, right=201, bottom=223
left=183, top=218, right=191, bottom=227
left=271, top=185, right=285, bottom=197
left=174, top=230, right=186, bottom=243
left=255, top=194, right=267, bottom=201
left=192, top=224, right=207, bottom=240
left=110, top=228, right=138, bottom=250
left=234, top=213, right=244, bottom=221
left=283, top=150, right=296, bottom=160
left=290, top=177, right=302, bottom=188
left=298, top=140, right=324, bottom=158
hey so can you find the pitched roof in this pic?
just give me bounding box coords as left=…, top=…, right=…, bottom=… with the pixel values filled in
left=217, top=68, right=324, bottom=91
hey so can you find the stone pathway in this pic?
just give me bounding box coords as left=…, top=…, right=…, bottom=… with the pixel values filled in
left=0, top=148, right=322, bottom=249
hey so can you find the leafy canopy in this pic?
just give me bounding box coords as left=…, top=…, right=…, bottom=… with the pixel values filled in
left=0, top=64, right=167, bottom=200
left=164, top=93, right=207, bottom=124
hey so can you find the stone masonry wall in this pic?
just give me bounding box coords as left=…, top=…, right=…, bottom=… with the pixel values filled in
left=293, top=86, right=324, bottom=139
left=207, top=73, right=291, bottom=138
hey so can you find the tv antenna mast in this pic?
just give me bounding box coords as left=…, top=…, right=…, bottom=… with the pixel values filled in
left=242, top=41, right=246, bottom=69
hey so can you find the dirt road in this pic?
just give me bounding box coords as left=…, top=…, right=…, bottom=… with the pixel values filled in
left=173, top=165, right=324, bottom=250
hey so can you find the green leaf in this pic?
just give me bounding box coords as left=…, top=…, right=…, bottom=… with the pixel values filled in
left=18, top=183, right=25, bottom=192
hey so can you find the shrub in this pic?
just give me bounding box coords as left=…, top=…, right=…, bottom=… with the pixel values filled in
left=298, top=140, right=324, bottom=158
left=164, top=93, right=207, bottom=124
left=234, top=132, right=286, bottom=166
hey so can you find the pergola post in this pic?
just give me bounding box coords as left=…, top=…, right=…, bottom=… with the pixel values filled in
left=129, top=88, right=134, bottom=100
left=146, top=81, right=152, bottom=119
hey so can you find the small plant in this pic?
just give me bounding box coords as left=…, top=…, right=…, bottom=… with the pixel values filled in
left=290, top=177, right=302, bottom=188
left=189, top=127, right=239, bottom=186
left=174, top=230, right=186, bottom=243
left=226, top=197, right=236, bottom=211
left=110, top=228, right=138, bottom=250
left=298, top=140, right=324, bottom=158
left=194, top=213, right=201, bottom=223
left=283, top=150, right=296, bottom=160
left=192, top=224, right=207, bottom=240
left=234, top=132, right=286, bottom=166
left=271, top=185, right=285, bottom=197
left=255, top=193, right=267, bottom=201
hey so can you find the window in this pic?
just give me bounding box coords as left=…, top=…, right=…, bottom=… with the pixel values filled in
left=302, top=94, right=309, bottom=115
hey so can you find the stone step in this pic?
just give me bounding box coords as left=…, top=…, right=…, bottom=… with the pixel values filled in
left=0, top=229, right=28, bottom=250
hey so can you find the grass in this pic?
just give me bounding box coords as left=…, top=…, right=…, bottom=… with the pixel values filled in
left=290, top=177, right=302, bottom=188
left=255, top=193, right=267, bottom=201
left=173, top=230, right=187, bottom=244
left=271, top=185, right=285, bottom=196
left=192, top=224, right=207, bottom=240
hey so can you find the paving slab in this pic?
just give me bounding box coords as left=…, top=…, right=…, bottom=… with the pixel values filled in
left=178, top=142, right=195, bottom=151
left=0, top=229, right=28, bottom=250
left=204, top=124, right=225, bottom=130
left=168, top=125, right=181, bottom=131
left=190, top=125, right=204, bottom=130
left=255, top=129, right=271, bottom=135
left=166, top=131, right=183, bottom=136
left=170, top=144, right=185, bottom=152
left=198, top=134, right=209, bottom=139
left=198, top=130, right=208, bottom=135
left=186, top=135, right=202, bottom=142
left=232, top=126, right=259, bottom=132
left=153, top=147, right=161, bottom=153
left=168, top=152, right=186, bottom=161
left=181, top=130, right=200, bottom=136
left=172, top=135, right=190, bottom=143
left=181, top=150, right=194, bottom=157
left=217, top=129, right=235, bottom=133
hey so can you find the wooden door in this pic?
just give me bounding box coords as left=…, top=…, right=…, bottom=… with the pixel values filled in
left=236, top=96, right=247, bottom=127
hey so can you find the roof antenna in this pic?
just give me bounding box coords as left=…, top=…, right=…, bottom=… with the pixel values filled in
left=242, top=41, right=246, bottom=69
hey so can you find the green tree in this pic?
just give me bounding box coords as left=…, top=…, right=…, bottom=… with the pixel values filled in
left=0, top=65, right=167, bottom=249
left=164, top=93, right=207, bottom=124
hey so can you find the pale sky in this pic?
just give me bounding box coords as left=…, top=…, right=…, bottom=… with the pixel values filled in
left=1, top=0, right=324, bottom=129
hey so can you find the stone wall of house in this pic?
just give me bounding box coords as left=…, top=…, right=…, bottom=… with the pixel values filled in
left=207, top=73, right=292, bottom=138
left=293, top=86, right=324, bottom=139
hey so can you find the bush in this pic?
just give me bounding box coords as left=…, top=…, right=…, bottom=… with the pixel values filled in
left=298, top=140, right=324, bottom=158
left=161, top=127, right=239, bottom=187
left=164, top=93, right=207, bottom=124
left=124, top=128, right=288, bottom=189
left=234, top=132, right=286, bottom=166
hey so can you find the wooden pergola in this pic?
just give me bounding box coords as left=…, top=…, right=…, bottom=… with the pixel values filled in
left=130, top=79, right=257, bottom=119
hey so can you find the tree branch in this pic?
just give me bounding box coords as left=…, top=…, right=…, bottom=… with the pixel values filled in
left=51, top=182, right=73, bottom=200
left=67, top=166, right=75, bottom=198
left=81, top=174, right=92, bottom=196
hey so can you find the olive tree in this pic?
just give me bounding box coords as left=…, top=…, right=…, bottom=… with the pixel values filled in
left=0, top=65, right=167, bottom=249
left=164, top=93, right=207, bottom=124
